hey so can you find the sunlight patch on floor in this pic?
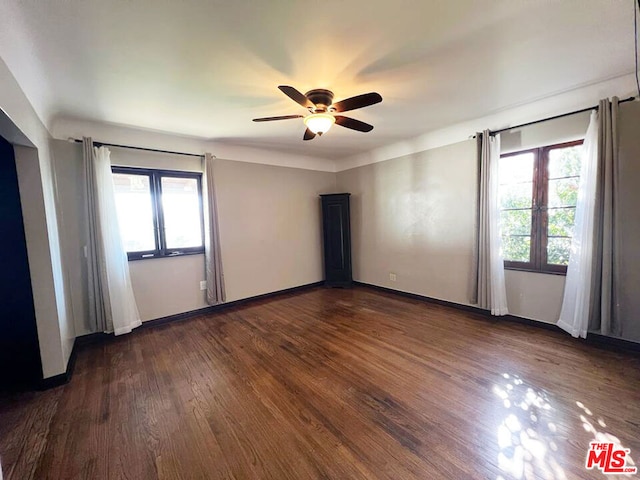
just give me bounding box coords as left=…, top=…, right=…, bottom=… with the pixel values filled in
left=493, top=374, right=566, bottom=480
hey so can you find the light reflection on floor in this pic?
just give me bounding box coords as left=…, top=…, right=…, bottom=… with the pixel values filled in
left=493, top=373, right=566, bottom=480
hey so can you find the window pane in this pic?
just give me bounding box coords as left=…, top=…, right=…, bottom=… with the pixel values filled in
left=500, top=153, right=534, bottom=184
left=502, top=236, right=531, bottom=263
left=548, top=207, right=576, bottom=237
left=547, top=144, right=581, bottom=268
left=548, top=177, right=579, bottom=207
left=500, top=209, right=532, bottom=236
left=161, top=176, right=203, bottom=249
left=499, top=152, right=534, bottom=265
left=499, top=153, right=534, bottom=209
left=548, top=145, right=582, bottom=178
left=499, top=182, right=533, bottom=209
left=547, top=237, right=572, bottom=265
left=112, top=173, right=157, bottom=252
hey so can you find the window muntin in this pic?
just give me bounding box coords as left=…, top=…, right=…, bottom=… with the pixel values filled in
left=112, top=167, right=204, bottom=260
left=498, top=141, right=583, bottom=274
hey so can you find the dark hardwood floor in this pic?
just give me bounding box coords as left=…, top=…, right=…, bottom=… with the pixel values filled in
left=1, top=286, right=639, bottom=479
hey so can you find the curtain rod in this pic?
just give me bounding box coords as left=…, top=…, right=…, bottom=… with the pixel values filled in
left=475, top=96, right=636, bottom=138
left=72, top=138, right=204, bottom=158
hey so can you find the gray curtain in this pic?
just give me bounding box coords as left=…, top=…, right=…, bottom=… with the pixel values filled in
left=589, top=98, right=619, bottom=336
left=475, top=131, right=509, bottom=315
left=83, top=137, right=110, bottom=332
left=469, top=135, right=482, bottom=304
left=203, top=153, right=225, bottom=304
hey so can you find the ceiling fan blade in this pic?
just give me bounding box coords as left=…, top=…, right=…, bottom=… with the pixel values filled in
left=334, top=115, right=374, bottom=132
left=253, top=115, right=304, bottom=122
left=278, top=86, right=315, bottom=109
left=331, top=92, right=382, bottom=113
left=303, top=128, right=316, bottom=140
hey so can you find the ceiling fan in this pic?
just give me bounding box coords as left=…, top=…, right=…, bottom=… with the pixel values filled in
left=253, top=86, right=382, bottom=140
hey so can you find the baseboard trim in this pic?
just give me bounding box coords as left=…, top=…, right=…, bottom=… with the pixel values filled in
left=141, top=281, right=325, bottom=330
left=582, top=331, right=640, bottom=353
left=39, top=340, right=79, bottom=390
left=353, top=281, right=488, bottom=315
left=354, top=281, right=640, bottom=354
left=76, top=281, right=324, bottom=346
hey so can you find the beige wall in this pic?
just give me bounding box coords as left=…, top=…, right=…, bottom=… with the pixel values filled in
left=504, top=270, right=565, bottom=323
left=50, top=141, right=91, bottom=336
left=0, top=58, right=73, bottom=378
left=128, top=254, right=207, bottom=321
left=51, top=141, right=336, bottom=324
left=337, top=140, right=478, bottom=305
left=215, top=159, right=336, bottom=302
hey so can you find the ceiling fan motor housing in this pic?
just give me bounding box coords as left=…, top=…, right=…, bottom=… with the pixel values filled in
left=305, top=89, right=334, bottom=112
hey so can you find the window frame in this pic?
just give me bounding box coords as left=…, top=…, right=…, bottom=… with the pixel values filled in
left=500, top=139, right=583, bottom=275
left=111, top=166, right=205, bottom=261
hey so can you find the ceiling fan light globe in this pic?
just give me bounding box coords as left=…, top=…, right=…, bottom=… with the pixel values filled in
left=304, top=113, right=335, bottom=135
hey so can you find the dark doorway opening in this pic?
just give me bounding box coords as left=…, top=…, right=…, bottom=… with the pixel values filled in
left=0, top=135, right=42, bottom=390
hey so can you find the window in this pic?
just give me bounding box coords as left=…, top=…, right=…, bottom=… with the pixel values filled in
left=112, top=167, right=204, bottom=260
left=498, top=140, right=583, bottom=274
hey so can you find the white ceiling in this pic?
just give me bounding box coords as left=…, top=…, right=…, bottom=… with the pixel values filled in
left=0, top=0, right=635, bottom=160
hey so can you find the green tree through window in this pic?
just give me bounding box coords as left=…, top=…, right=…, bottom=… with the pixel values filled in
left=498, top=140, right=583, bottom=274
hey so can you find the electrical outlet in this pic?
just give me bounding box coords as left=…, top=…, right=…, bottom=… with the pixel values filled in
left=389, top=273, right=397, bottom=282
left=199, top=280, right=207, bottom=291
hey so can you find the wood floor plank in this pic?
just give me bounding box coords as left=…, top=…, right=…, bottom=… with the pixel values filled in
left=1, top=286, right=639, bottom=480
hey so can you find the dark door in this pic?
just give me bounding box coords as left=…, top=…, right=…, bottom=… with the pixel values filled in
left=321, top=193, right=352, bottom=287
left=0, top=135, right=42, bottom=389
